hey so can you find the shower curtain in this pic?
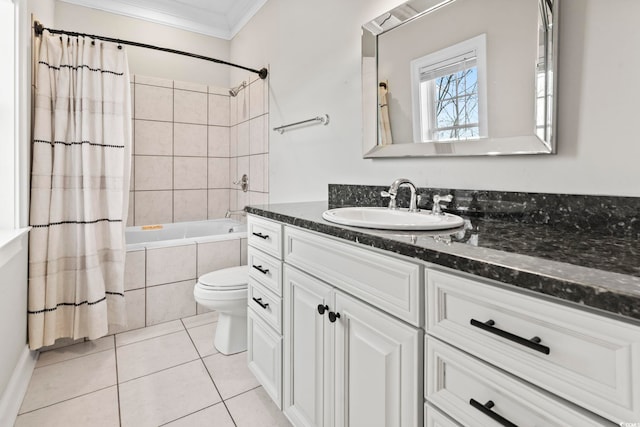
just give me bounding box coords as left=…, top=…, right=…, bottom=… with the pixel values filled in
left=28, top=33, right=131, bottom=350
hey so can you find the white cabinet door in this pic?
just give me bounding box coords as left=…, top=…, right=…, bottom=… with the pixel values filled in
left=284, top=266, right=333, bottom=427
left=247, top=307, right=282, bottom=409
left=333, top=291, right=422, bottom=427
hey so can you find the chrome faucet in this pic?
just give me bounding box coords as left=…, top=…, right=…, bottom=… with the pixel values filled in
left=431, top=194, right=453, bottom=215
left=381, top=178, right=419, bottom=212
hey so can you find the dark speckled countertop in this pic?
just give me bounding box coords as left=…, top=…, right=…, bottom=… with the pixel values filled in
left=246, top=200, right=640, bottom=323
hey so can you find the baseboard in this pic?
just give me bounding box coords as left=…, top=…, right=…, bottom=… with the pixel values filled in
left=0, top=345, right=37, bottom=426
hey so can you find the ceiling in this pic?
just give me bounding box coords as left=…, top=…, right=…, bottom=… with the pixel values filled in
left=58, top=0, right=268, bottom=40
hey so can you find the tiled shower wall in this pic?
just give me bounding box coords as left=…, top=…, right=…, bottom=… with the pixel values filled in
left=128, top=74, right=269, bottom=226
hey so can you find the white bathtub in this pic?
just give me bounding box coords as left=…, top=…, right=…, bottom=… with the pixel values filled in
left=126, top=219, right=247, bottom=250
left=123, top=219, right=248, bottom=330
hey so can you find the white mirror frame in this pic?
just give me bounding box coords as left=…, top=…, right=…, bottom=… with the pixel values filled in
left=362, top=0, right=559, bottom=158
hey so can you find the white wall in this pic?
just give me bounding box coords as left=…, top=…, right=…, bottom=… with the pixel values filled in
left=231, top=0, right=640, bottom=202
left=53, top=1, right=231, bottom=87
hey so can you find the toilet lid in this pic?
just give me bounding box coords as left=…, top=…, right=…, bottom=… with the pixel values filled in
left=198, top=265, right=248, bottom=290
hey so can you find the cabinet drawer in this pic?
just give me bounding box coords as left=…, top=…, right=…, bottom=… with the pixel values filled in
left=248, top=247, right=282, bottom=296
left=248, top=308, right=282, bottom=409
left=247, top=215, right=283, bottom=259
left=426, top=338, right=612, bottom=427
left=285, top=226, right=422, bottom=326
left=248, top=278, right=282, bottom=334
left=427, top=269, right=640, bottom=422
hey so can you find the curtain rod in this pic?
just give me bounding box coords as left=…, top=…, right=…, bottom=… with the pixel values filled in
left=33, top=21, right=268, bottom=80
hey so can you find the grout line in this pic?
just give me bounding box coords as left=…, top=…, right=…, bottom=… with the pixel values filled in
left=116, top=328, right=187, bottom=350
left=199, top=356, right=238, bottom=427
left=157, top=402, right=227, bottom=426
left=113, top=335, right=123, bottom=426
left=117, top=356, right=201, bottom=386
left=17, top=384, right=118, bottom=417
left=33, top=346, right=115, bottom=370
left=223, top=384, right=262, bottom=402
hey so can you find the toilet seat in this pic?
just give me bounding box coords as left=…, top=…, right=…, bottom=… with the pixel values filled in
left=197, top=265, right=248, bottom=291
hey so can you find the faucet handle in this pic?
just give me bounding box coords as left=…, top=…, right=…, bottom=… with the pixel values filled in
left=381, top=190, right=397, bottom=209
left=432, top=194, right=453, bottom=215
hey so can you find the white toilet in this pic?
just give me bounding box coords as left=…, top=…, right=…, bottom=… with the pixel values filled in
left=193, top=265, right=248, bottom=355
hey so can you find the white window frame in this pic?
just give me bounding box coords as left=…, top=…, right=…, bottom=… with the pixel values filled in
left=410, top=34, right=488, bottom=143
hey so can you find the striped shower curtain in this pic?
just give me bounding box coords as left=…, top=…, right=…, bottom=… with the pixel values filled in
left=28, top=33, right=131, bottom=350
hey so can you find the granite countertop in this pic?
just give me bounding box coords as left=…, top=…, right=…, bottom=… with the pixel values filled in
left=246, top=201, right=640, bottom=323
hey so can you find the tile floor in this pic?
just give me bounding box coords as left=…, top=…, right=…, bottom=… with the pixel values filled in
left=15, top=312, right=292, bottom=427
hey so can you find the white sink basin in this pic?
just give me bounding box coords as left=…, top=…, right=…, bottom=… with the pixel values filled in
left=322, top=207, right=465, bottom=231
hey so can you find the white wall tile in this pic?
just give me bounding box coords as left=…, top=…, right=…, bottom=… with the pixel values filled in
left=134, top=191, right=173, bottom=226
left=124, top=250, right=145, bottom=291
left=124, top=289, right=146, bottom=332
left=249, top=79, right=265, bottom=119
left=208, top=94, right=230, bottom=126
left=174, top=123, right=207, bottom=157
left=174, top=157, right=207, bottom=190
left=249, top=115, right=267, bottom=155
left=229, top=125, right=238, bottom=157
left=230, top=95, right=238, bottom=126
left=208, top=126, right=230, bottom=157
left=174, top=190, right=208, bottom=222
left=249, top=154, right=267, bottom=192
left=237, top=121, right=250, bottom=156
left=208, top=189, right=230, bottom=219
left=208, top=158, right=230, bottom=189
left=237, top=90, right=249, bottom=123
left=174, top=89, right=207, bottom=125
left=174, top=80, right=207, bottom=92
left=249, top=191, right=269, bottom=207
left=146, top=244, right=196, bottom=286
left=134, top=120, right=173, bottom=156
left=196, top=239, right=241, bottom=276
left=134, top=156, right=173, bottom=191
left=135, top=84, right=173, bottom=121
left=135, top=75, right=173, bottom=88
left=208, top=85, right=228, bottom=96
left=146, top=280, right=197, bottom=325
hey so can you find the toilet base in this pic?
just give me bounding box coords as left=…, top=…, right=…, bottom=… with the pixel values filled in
left=214, top=311, right=247, bottom=355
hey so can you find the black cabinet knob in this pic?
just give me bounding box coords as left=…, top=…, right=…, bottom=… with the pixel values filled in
left=328, top=311, right=341, bottom=323
left=317, top=304, right=328, bottom=315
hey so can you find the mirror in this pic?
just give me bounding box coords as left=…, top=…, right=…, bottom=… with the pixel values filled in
left=362, top=0, right=558, bottom=157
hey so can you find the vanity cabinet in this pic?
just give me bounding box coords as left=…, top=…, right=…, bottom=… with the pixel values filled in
left=282, top=226, right=423, bottom=427
left=425, top=268, right=640, bottom=425
left=283, top=265, right=421, bottom=427
left=246, top=216, right=284, bottom=408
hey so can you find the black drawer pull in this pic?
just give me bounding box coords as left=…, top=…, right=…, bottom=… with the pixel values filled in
left=470, top=319, right=550, bottom=355
left=328, top=311, right=341, bottom=323
left=252, top=264, right=270, bottom=275
left=317, top=304, right=328, bottom=315
left=469, top=399, right=518, bottom=427
left=252, top=297, right=269, bottom=309
left=252, top=232, right=270, bottom=240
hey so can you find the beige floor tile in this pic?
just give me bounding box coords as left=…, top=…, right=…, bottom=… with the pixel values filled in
left=20, top=350, right=116, bottom=414
left=203, top=352, right=259, bottom=400
left=163, top=402, right=234, bottom=427
left=181, top=311, right=219, bottom=329
left=186, top=322, right=219, bottom=358
left=15, top=386, right=119, bottom=427
left=36, top=336, right=114, bottom=368
left=117, top=330, right=199, bottom=382
left=116, top=320, right=184, bottom=347
left=119, top=360, right=221, bottom=427
left=226, top=387, right=292, bottom=427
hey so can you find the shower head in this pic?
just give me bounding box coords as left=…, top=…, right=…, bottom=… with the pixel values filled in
left=229, top=81, right=247, bottom=97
